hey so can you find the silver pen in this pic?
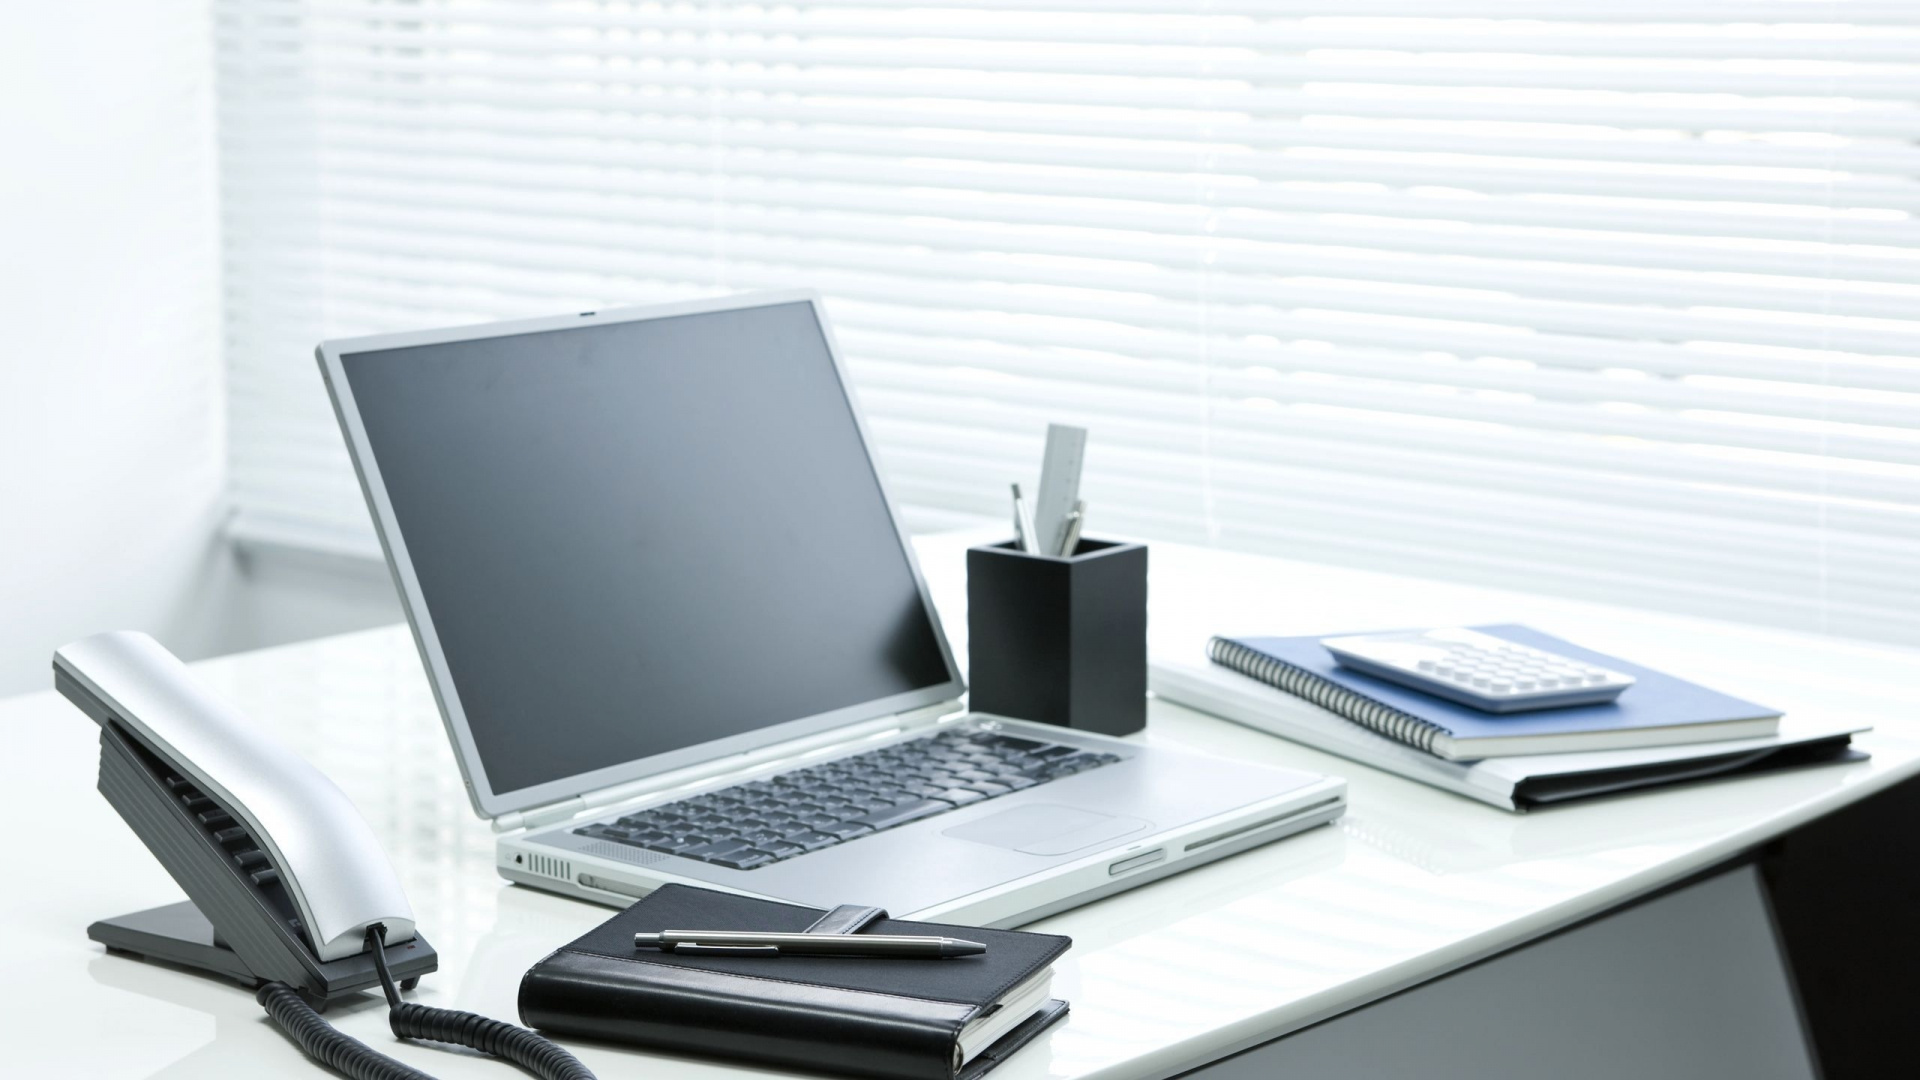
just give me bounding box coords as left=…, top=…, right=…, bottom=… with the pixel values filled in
left=634, top=929, right=987, bottom=958
left=1011, top=483, right=1039, bottom=554
left=1057, top=499, right=1087, bottom=557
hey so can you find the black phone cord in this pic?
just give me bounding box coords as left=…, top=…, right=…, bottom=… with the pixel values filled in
left=258, top=981, right=434, bottom=1080
left=257, top=925, right=595, bottom=1080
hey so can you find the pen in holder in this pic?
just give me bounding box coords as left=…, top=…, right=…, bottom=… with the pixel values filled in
left=967, top=537, right=1147, bottom=737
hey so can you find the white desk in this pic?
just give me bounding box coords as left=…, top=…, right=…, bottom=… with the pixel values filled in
left=7, top=533, right=1918, bottom=1078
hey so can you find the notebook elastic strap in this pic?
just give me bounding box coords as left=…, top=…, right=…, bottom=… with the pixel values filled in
left=802, top=904, right=888, bottom=936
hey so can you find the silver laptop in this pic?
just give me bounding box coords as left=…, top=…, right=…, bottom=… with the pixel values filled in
left=318, top=290, right=1345, bottom=927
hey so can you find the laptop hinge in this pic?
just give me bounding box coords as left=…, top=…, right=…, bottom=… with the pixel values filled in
left=491, top=699, right=965, bottom=834
left=893, top=700, right=962, bottom=730
left=510, top=796, right=586, bottom=832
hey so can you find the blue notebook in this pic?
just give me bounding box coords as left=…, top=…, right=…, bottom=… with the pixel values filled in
left=1208, top=625, right=1781, bottom=760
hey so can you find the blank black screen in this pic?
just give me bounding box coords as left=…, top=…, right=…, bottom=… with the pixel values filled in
left=341, top=302, right=953, bottom=795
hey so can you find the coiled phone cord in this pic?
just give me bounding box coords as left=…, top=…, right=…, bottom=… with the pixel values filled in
left=257, top=925, right=596, bottom=1080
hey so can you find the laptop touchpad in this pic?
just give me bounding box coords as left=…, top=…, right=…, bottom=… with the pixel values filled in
left=944, top=804, right=1153, bottom=856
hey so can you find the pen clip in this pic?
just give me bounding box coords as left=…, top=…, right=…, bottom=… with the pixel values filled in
left=668, top=943, right=782, bottom=957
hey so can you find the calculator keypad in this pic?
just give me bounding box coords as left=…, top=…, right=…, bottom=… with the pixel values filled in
left=1320, top=628, right=1635, bottom=713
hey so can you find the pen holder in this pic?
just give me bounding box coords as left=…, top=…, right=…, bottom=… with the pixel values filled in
left=966, top=538, right=1147, bottom=737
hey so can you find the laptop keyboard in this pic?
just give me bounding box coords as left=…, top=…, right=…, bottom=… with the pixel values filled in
left=571, top=727, right=1122, bottom=870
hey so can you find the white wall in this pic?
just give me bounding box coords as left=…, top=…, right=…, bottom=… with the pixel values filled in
left=0, top=3, right=233, bottom=696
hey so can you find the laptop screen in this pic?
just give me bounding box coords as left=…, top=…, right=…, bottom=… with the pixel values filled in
left=338, top=300, right=956, bottom=798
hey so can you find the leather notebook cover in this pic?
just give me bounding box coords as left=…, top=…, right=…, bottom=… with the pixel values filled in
left=519, top=884, right=1072, bottom=1080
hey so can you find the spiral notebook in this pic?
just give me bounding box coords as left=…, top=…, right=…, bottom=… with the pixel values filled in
left=1206, top=625, right=1780, bottom=760
left=1154, top=639, right=1865, bottom=811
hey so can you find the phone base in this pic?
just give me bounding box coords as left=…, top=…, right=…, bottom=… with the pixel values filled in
left=89, top=900, right=436, bottom=1009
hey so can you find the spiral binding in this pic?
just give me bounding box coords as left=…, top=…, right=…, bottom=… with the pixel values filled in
left=1206, top=636, right=1445, bottom=755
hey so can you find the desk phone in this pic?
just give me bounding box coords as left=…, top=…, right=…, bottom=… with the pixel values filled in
left=55, top=631, right=596, bottom=1080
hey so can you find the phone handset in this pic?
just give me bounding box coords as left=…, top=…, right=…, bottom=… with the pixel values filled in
left=57, top=631, right=594, bottom=1080
left=58, top=630, right=415, bottom=962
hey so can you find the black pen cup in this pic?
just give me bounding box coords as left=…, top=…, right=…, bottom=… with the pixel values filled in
left=966, top=537, right=1147, bottom=737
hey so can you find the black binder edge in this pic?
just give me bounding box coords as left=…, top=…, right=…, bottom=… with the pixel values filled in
left=957, top=998, right=1069, bottom=1080
left=1514, top=735, right=1864, bottom=807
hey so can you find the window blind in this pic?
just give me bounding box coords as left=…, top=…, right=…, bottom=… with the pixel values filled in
left=216, top=1, right=1920, bottom=646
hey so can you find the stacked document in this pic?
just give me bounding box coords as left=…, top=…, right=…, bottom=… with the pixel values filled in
left=1208, top=625, right=1782, bottom=760
left=1152, top=625, right=1868, bottom=811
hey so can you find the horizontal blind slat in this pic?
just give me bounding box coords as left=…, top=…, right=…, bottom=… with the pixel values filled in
left=255, top=181, right=1920, bottom=327
left=214, top=52, right=1920, bottom=174
left=222, top=286, right=1920, bottom=506
left=225, top=258, right=1920, bottom=468
left=228, top=94, right=1920, bottom=218
left=221, top=154, right=1920, bottom=292
left=224, top=0, right=1920, bottom=27
left=232, top=211, right=1920, bottom=361
left=216, top=0, right=1920, bottom=646
left=224, top=127, right=1920, bottom=248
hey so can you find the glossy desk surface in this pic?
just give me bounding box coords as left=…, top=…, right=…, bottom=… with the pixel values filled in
left=8, top=533, right=1919, bottom=1078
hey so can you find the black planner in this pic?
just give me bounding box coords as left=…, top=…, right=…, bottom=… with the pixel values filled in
left=519, top=884, right=1071, bottom=1080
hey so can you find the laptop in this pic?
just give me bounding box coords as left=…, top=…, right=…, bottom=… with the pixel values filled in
left=318, top=290, right=1345, bottom=926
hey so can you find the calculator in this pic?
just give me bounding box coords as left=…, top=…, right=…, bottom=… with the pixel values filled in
left=1320, top=628, right=1635, bottom=713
